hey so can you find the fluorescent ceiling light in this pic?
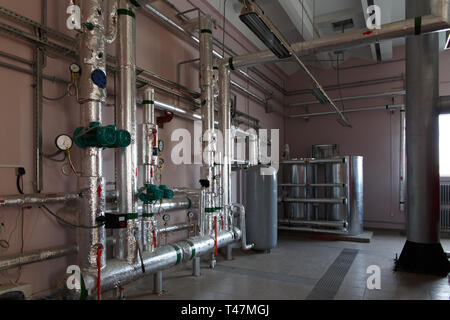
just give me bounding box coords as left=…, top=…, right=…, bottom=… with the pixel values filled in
left=239, top=2, right=291, bottom=59
left=239, top=1, right=351, bottom=127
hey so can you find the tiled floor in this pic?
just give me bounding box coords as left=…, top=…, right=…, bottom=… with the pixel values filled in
left=114, top=230, right=450, bottom=300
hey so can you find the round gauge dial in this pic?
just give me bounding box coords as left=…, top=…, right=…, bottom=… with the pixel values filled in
left=162, top=214, right=170, bottom=222
left=158, top=140, right=164, bottom=153
left=55, top=134, right=73, bottom=151
left=70, top=63, right=81, bottom=74
left=187, top=211, right=194, bottom=219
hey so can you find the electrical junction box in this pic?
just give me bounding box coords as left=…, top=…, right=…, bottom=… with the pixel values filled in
left=0, top=283, right=32, bottom=300
left=103, top=213, right=128, bottom=229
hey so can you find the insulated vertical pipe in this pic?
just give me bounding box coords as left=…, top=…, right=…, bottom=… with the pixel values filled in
left=77, top=0, right=107, bottom=270
left=397, top=0, right=449, bottom=276
left=219, top=62, right=231, bottom=230
left=115, top=0, right=138, bottom=264
left=142, top=88, right=158, bottom=252
left=199, top=15, right=216, bottom=216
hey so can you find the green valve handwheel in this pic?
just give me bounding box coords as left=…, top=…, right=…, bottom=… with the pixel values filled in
left=115, top=130, right=132, bottom=148
left=138, top=184, right=164, bottom=204
left=96, top=125, right=117, bottom=147
left=159, top=185, right=174, bottom=199
left=73, top=122, right=131, bottom=149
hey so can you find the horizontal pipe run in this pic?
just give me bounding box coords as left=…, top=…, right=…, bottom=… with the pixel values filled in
left=0, top=12, right=265, bottom=122
left=82, top=230, right=239, bottom=293
left=278, top=225, right=349, bottom=235
left=289, top=90, right=405, bottom=108
left=278, top=183, right=346, bottom=188
left=139, top=3, right=279, bottom=99
left=281, top=197, right=347, bottom=204
left=286, top=75, right=405, bottom=96
left=106, top=196, right=196, bottom=213
left=289, top=104, right=404, bottom=119
left=281, top=159, right=346, bottom=165
left=231, top=3, right=450, bottom=69
left=158, top=222, right=195, bottom=234
left=278, top=219, right=348, bottom=229
left=0, top=192, right=80, bottom=207
left=0, top=244, right=78, bottom=271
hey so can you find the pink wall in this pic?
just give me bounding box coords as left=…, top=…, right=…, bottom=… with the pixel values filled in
left=0, top=0, right=286, bottom=297
left=284, top=45, right=450, bottom=230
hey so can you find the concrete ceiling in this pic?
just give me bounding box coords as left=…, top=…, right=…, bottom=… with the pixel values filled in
left=207, top=0, right=412, bottom=75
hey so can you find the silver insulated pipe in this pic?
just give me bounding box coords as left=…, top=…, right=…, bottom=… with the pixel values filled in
left=115, top=0, right=138, bottom=264
left=219, top=62, right=231, bottom=230
left=199, top=15, right=216, bottom=214
left=142, top=88, right=158, bottom=252
left=82, top=230, right=239, bottom=294
left=396, top=0, right=450, bottom=276
left=77, top=0, right=108, bottom=271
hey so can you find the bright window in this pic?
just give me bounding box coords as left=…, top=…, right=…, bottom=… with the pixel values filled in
left=440, top=115, right=450, bottom=177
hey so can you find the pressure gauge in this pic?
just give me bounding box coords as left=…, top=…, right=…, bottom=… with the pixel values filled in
left=162, top=214, right=170, bottom=222
left=158, top=140, right=164, bottom=153
left=70, top=63, right=81, bottom=74
left=55, top=134, right=73, bottom=151
left=187, top=211, right=194, bottom=219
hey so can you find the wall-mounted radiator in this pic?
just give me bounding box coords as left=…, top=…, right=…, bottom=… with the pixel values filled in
left=440, top=183, right=450, bottom=232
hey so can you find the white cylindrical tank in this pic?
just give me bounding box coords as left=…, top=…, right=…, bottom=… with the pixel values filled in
left=244, top=165, right=278, bottom=251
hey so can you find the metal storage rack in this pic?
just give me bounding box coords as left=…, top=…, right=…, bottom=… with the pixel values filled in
left=278, top=156, right=363, bottom=236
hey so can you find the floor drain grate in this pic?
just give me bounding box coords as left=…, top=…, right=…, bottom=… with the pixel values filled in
left=306, top=248, right=358, bottom=300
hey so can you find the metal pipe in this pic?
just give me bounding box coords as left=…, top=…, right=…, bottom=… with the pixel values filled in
left=153, top=271, right=163, bottom=295
left=199, top=15, right=216, bottom=213
left=106, top=196, right=195, bottom=213
left=289, top=104, right=404, bottom=119
left=282, top=159, right=346, bottom=165
left=115, top=0, right=138, bottom=264
left=192, top=256, right=201, bottom=276
left=231, top=203, right=254, bottom=251
left=289, top=90, right=405, bottom=108
left=139, top=3, right=280, bottom=100
left=346, top=156, right=364, bottom=236
left=82, top=229, right=238, bottom=293
left=278, top=219, right=348, bottom=229
left=77, top=0, right=107, bottom=271
left=0, top=192, right=80, bottom=207
left=233, top=127, right=259, bottom=166
left=105, top=0, right=118, bottom=44
left=0, top=245, right=78, bottom=271
left=286, top=76, right=405, bottom=96
left=141, top=88, right=158, bottom=252
left=279, top=183, right=346, bottom=188
left=278, top=225, right=349, bottom=235
left=219, top=61, right=231, bottom=230
left=157, top=222, right=194, bottom=234
left=231, top=1, right=450, bottom=69
left=33, top=48, right=44, bottom=193
left=281, top=198, right=347, bottom=204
